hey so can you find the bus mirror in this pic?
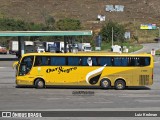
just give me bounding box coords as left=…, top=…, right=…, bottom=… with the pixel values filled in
left=12, top=61, right=19, bottom=69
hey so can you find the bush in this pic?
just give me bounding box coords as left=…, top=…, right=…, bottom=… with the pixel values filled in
left=99, top=21, right=125, bottom=43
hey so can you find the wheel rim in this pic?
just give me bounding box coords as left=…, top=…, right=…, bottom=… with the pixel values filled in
left=37, top=81, right=44, bottom=88
left=117, top=83, right=123, bottom=89
left=103, top=81, right=109, bottom=87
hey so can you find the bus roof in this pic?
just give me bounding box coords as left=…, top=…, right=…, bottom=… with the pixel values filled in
left=22, top=52, right=152, bottom=57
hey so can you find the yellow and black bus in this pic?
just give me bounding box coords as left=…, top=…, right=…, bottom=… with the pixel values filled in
left=13, top=52, right=154, bottom=90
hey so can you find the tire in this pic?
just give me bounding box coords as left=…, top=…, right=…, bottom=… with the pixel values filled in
left=35, top=79, right=45, bottom=89
left=100, top=78, right=111, bottom=89
left=115, top=80, right=126, bottom=90
left=16, top=85, right=21, bottom=88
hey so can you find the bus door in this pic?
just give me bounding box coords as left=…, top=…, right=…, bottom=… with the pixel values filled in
left=18, top=56, right=34, bottom=84
left=34, top=56, right=49, bottom=79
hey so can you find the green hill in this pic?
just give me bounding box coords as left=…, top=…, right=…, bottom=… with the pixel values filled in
left=0, top=0, right=160, bottom=27
left=0, top=0, right=160, bottom=43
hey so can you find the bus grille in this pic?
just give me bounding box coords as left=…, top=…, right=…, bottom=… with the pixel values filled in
left=139, top=75, right=149, bottom=85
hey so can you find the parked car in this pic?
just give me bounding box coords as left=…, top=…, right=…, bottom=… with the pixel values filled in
left=0, top=46, right=7, bottom=54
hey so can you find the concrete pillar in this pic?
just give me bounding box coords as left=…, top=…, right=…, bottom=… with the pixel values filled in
left=18, top=37, right=25, bottom=59
left=64, top=36, right=67, bottom=53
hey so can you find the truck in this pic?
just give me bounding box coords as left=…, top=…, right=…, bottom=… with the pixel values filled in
left=54, top=41, right=69, bottom=53
left=24, top=41, right=36, bottom=53
left=43, top=42, right=55, bottom=52
left=78, top=43, right=92, bottom=52
left=34, top=41, right=45, bottom=53
left=9, top=41, right=36, bottom=54
left=9, top=41, right=18, bottom=54
left=70, top=43, right=78, bottom=53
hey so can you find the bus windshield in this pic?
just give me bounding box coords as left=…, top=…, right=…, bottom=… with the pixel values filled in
left=19, top=56, right=34, bottom=76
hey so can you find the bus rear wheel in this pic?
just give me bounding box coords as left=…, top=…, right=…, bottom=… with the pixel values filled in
left=35, top=79, right=45, bottom=89
left=115, top=80, right=126, bottom=90
left=100, top=78, right=111, bottom=89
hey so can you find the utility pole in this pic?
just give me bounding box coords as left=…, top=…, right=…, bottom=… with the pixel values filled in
left=158, top=27, right=160, bottom=49
left=156, top=27, right=160, bottom=37
left=112, top=27, right=114, bottom=47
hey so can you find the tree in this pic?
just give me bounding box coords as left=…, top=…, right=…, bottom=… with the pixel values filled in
left=56, top=18, right=81, bottom=30
left=46, top=16, right=55, bottom=30
left=0, top=18, right=27, bottom=31
left=100, top=21, right=125, bottom=43
left=0, top=18, right=47, bottom=46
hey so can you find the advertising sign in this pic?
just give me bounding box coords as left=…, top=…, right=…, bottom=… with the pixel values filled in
left=140, top=24, right=156, bottom=30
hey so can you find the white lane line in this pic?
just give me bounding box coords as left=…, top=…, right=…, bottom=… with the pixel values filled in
left=0, top=67, right=6, bottom=68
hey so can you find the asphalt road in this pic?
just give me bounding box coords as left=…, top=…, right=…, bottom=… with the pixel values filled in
left=0, top=54, right=17, bottom=58
left=0, top=60, right=160, bottom=120
left=133, top=43, right=160, bottom=53
left=0, top=44, right=160, bottom=120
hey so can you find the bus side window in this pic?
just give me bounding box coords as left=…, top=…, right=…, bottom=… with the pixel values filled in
left=121, top=57, right=128, bottom=66
left=139, top=57, right=150, bottom=66
left=42, top=57, right=50, bottom=66
left=82, top=57, right=88, bottom=66
left=34, top=56, right=42, bottom=66
left=99, top=57, right=111, bottom=66
left=92, top=57, right=97, bottom=66
left=46, top=57, right=50, bottom=65
left=79, top=58, right=82, bottom=65
left=135, top=57, right=139, bottom=66
left=106, top=57, right=112, bottom=66
left=144, top=57, right=150, bottom=66
left=96, top=57, right=100, bottom=66
left=114, top=57, right=121, bottom=66
left=139, top=57, right=144, bottom=66
left=68, top=57, right=80, bottom=66
left=35, top=56, right=51, bottom=66
left=87, top=57, right=92, bottom=66
left=130, top=57, right=135, bottom=66
left=51, top=57, right=66, bottom=66
left=41, top=57, right=47, bottom=65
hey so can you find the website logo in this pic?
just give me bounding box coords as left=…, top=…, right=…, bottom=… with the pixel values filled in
left=2, top=112, right=11, bottom=117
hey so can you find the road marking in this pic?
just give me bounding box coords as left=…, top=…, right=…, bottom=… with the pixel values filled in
left=0, top=67, right=7, bottom=68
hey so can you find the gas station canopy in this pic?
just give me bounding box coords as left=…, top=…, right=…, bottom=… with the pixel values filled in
left=0, top=30, right=92, bottom=36
left=0, top=30, right=93, bottom=58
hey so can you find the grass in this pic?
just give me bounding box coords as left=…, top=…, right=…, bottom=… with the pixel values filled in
left=156, top=49, right=160, bottom=55
left=99, top=41, right=143, bottom=53
left=128, top=44, right=143, bottom=53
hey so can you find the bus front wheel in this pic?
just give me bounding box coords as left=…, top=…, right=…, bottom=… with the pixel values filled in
left=35, top=79, right=45, bottom=89
left=100, top=78, right=111, bottom=89
left=115, top=80, right=126, bottom=90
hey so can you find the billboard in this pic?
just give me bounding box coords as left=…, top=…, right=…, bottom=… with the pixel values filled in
left=105, top=5, right=124, bottom=12
left=140, top=24, right=157, bottom=30
left=124, top=32, right=131, bottom=39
